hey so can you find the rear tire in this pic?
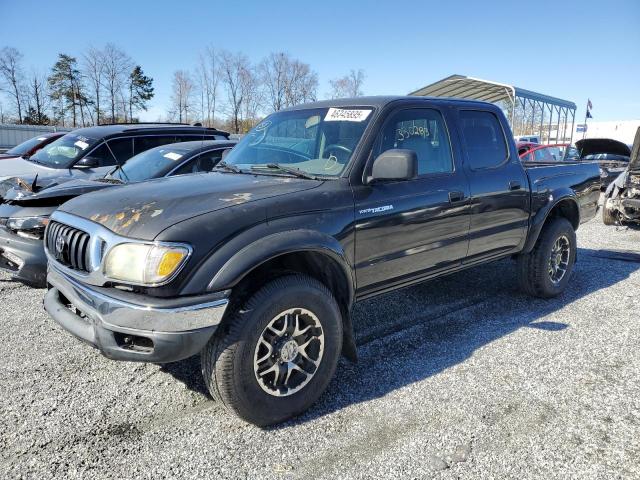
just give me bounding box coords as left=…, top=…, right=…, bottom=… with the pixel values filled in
left=201, top=274, right=342, bottom=426
left=517, top=217, right=576, bottom=298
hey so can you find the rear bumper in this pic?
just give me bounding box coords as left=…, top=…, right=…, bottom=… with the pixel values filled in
left=0, top=229, right=46, bottom=287
left=44, top=266, right=229, bottom=363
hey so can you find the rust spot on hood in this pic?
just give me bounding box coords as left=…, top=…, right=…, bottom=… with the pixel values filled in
left=89, top=202, right=164, bottom=234
left=219, top=192, right=252, bottom=205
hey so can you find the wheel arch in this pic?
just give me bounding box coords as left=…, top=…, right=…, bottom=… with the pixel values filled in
left=523, top=194, right=580, bottom=253
left=207, top=230, right=358, bottom=361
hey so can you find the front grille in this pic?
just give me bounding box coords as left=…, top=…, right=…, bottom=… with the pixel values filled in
left=46, top=221, right=91, bottom=272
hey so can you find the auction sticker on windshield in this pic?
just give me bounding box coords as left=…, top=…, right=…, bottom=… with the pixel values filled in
left=74, top=140, right=89, bottom=150
left=325, top=108, right=371, bottom=122
left=163, top=152, right=183, bottom=161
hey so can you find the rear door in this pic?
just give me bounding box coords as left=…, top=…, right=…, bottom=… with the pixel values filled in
left=457, top=109, right=530, bottom=263
left=354, top=106, right=471, bottom=294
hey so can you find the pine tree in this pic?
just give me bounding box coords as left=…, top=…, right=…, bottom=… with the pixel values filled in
left=128, top=66, right=154, bottom=121
left=48, top=54, right=88, bottom=127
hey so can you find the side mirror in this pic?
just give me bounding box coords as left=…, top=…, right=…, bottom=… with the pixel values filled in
left=75, top=156, right=99, bottom=168
left=368, top=149, right=417, bottom=183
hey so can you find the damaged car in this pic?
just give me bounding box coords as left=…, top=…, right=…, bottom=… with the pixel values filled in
left=602, top=127, right=640, bottom=226
left=0, top=140, right=235, bottom=286
left=0, top=123, right=230, bottom=198
left=574, top=137, right=631, bottom=189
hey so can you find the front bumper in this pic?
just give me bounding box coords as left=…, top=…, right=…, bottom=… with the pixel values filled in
left=0, top=228, right=46, bottom=286
left=44, top=266, right=229, bottom=363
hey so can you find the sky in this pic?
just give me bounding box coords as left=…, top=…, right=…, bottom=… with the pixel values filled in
left=1, top=0, right=639, bottom=122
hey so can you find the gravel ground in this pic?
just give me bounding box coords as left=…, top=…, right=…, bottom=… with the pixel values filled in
left=1, top=215, right=639, bottom=479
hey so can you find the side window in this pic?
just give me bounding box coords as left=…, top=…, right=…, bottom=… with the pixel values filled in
left=85, top=142, right=117, bottom=166
left=459, top=110, right=508, bottom=169
left=374, top=108, right=454, bottom=175
left=171, top=158, right=198, bottom=176
left=107, top=138, right=134, bottom=164
left=534, top=147, right=553, bottom=162
left=171, top=149, right=225, bottom=176
left=174, top=135, right=196, bottom=143
left=133, top=136, right=177, bottom=155
left=196, top=149, right=224, bottom=171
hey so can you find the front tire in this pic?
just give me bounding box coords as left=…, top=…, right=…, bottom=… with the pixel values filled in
left=201, top=274, right=342, bottom=426
left=517, top=217, right=577, bottom=298
left=602, top=199, right=617, bottom=226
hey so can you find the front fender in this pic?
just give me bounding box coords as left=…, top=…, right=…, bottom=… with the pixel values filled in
left=182, top=228, right=355, bottom=304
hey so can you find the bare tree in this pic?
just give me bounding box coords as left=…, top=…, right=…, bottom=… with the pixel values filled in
left=195, top=46, right=220, bottom=127
left=0, top=47, right=26, bottom=123
left=260, top=52, right=288, bottom=112
left=170, top=70, right=194, bottom=123
left=219, top=50, right=250, bottom=134
left=329, top=69, right=365, bottom=99
left=83, top=47, right=105, bottom=124
left=260, top=52, right=318, bottom=112
left=102, top=44, right=132, bottom=122
left=25, top=71, right=50, bottom=124
left=240, top=64, right=261, bottom=131
left=284, top=59, right=317, bottom=107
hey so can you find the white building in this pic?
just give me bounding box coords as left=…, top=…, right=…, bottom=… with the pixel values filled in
left=572, top=120, right=640, bottom=145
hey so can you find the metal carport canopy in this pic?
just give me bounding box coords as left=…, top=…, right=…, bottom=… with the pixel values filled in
left=409, top=74, right=576, bottom=110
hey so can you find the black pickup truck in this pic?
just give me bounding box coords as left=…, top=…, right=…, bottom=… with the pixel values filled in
left=43, top=97, right=600, bottom=426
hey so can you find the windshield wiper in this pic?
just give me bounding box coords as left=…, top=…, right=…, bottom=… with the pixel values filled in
left=108, top=163, right=129, bottom=182
left=251, top=163, right=318, bottom=180
left=214, top=161, right=243, bottom=173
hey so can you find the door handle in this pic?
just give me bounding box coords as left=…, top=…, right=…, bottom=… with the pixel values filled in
left=448, top=191, right=465, bottom=203
left=509, top=181, right=522, bottom=191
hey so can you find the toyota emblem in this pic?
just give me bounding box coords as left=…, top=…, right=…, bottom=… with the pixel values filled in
left=55, top=234, right=66, bottom=254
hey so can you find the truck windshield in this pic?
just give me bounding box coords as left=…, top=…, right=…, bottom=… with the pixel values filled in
left=29, top=133, right=98, bottom=168
left=223, top=107, right=374, bottom=177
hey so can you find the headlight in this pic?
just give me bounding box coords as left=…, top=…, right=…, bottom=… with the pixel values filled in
left=103, top=242, right=190, bottom=285
left=4, top=216, right=50, bottom=239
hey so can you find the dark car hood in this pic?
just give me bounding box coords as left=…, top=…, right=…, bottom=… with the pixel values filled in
left=575, top=138, right=631, bottom=158
left=3, top=178, right=118, bottom=204
left=58, top=172, right=321, bottom=239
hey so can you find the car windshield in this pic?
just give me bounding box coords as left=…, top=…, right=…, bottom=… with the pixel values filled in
left=583, top=153, right=629, bottom=162
left=223, top=107, right=374, bottom=177
left=29, top=133, right=98, bottom=168
left=5, top=135, right=49, bottom=156
left=110, top=145, right=192, bottom=182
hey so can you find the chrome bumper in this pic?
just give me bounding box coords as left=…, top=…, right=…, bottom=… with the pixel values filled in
left=44, top=266, right=229, bottom=363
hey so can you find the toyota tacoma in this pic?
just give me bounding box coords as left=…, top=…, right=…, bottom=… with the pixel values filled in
left=43, top=96, right=600, bottom=426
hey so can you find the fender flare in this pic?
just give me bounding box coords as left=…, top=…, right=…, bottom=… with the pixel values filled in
left=523, top=192, right=580, bottom=253
left=206, top=229, right=355, bottom=304
left=202, top=229, right=358, bottom=361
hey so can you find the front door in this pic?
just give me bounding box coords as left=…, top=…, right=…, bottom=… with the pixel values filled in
left=354, top=107, right=471, bottom=296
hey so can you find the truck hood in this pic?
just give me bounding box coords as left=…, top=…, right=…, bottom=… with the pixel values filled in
left=575, top=138, right=631, bottom=158
left=58, top=172, right=321, bottom=238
